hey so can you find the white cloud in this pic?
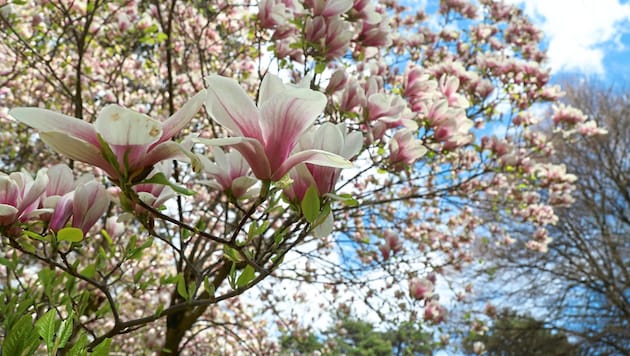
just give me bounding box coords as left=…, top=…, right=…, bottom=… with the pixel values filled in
left=507, top=0, right=630, bottom=75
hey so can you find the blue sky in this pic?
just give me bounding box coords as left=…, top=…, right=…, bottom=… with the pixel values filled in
left=506, top=0, right=630, bottom=83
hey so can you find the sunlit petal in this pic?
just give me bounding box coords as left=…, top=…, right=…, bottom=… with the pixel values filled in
left=95, top=105, right=163, bottom=146
left=205, top=75, right=262, bottom=140
left=273, top=149, right=351, bottom=181
left=159, top=90, right=207, bottom=145
left=40, top=132, right=117, bottom=177
left=9, top=107, right=99, bottom=145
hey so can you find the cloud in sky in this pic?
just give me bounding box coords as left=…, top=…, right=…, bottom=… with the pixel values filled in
left=507, top=0, right=630, bottom=76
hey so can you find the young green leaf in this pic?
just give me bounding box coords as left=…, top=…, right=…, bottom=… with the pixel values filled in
left=236, top=264, right=256, bottom=288
left=301, top=185, right=320, bottom=223
left=91, top=338, right=112, bottom=356
left=176, top=274, right=189, bottom=300
left=67, top=333, right=88, bottom=356
left=55, top=313, right=74, bottom=351
left=139, top=172, right=195, bottom=196
left=57, top=227, right=84, bottom=243
left=4, top=314, right=40, bottom=356
left=35, top=309, right=57, bottom=353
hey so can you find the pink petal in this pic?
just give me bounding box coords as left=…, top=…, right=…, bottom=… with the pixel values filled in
left=205, top=75, right=263, bottom=140
left=95, top=105, right=162, bottom=146
left=158, top=89, right=207, bottom=146
left=273, top=149, right=351, bottom=181
left=46, top=164, right=75, bottom=196
left=0, top=176, right=19, bottom=206
left=39, top=132, right=118, bottom=178
left=260, top=89, right=327, bottom=172
left=10, top=107, right=99, bottom=146
left=144, top=141, right=191, bottom=168
left=18, top=168, right=48, bottom=216
left=196, top=137, right=271, bottom=180
left=258, top=74, right=287, bottom=105
left=49, top=192, right=73, bottom=232
left=0, top=204, right=18, bottom=226
left=73, top=181, right=110, bottom=234
left=109, top=144, right=150, bottom=172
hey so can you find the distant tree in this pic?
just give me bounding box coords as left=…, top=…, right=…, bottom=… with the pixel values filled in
left=473, top=81, right=630, bottom=355
left=463, top=310, right=576, bottom=356
left=280, top=316, right=434, bottom=355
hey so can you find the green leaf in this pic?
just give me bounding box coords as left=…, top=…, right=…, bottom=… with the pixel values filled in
left=156, top=32, right=168, bottom=43
left=176, top=274, right=189, bottom=300
left=80, top=264, right=96, bottom=279
left=91, top=338, right=112, bottom=356
left=67, top=333, right=88, bottom=356
left=203, top=276, right=215, bottom=297
left=100, top=229, right=113, bottom=245
left=0, top=256, right=16, bottom=268
left=35, top=309, right=57, bottom=353
left=133, top=270, right=144, bottom=283
left=57, top=227, right=84, bottom=242
left=138, top=172, right=195, bottom=196
left=4, top=314, right=40, bottom=356
left=55, top=313, right=74, bottom=350
left=301, top=185, right=320, bottom=223
left=315, top=62, right=326, bottom=74
left=325, top=193, right=359, bottom=207
left=236, top=264, right=256, bottom=288
left=155, top=303, right=164, bottom=318
left=97, top=134, right=120, bottom=174
left=223, top=245, right=243, bottom=263
left=23, top=230, right=47, bottom=241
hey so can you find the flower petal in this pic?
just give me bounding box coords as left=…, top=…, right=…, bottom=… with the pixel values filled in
left=18, top=167, right=48, bottom=216
left=95, top=105, right=162, bottom=146
left=260, top=88, right=327, bottom=171
left=144, top=141, right=191, bottom=167
left=205, top=75, right=262, bottom=140
left=49, top=192, right=74, bottom=232
left=0, top=175, right=19, bottom=206
left=0, top=204, right=18, bottom=226
left=258, top=73, right=287, bottom=105
left=342, top=131, right=363, bottom=159
left=9, top=107, right=99, bottom=146
left=158, top=89, right=207, bottom=145
left=273, top=149, right=351, bottom=181
left=40, top=132, right=118, bottom=177
left=46, top=164, right=75, bottom=196
left=195, top=137, right=271, bottom=179
left=73, top=181, right=110, bottom=234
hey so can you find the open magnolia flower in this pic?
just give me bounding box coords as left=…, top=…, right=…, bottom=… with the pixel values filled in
left=9, top=90, right=206, bottom=184
left=0, top=169, right=49, bottom=228
left=200, top=73, right=352, bottom=181
left=198, top=148, right=257, bottom=199
left=284, top=123, right=362, bottom=202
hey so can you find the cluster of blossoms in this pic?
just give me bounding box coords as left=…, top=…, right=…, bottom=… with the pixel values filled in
left=6, top=72, right=361, bottom=237
left=0, top=164, right=108, bottom=237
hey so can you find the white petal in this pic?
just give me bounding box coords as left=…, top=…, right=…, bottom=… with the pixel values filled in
left=95, top=105, right=162, bottom=146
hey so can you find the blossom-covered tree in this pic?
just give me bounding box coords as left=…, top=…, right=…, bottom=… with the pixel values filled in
left=0, top=0, right=606, bottom=354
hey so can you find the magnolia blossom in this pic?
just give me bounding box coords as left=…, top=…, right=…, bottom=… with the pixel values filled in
left=201, top=73, right=352, bottom=181
left=424, top=300, right=446, bottom=323
left=379, top=229, right=403, bottom=260
left=409, top=277, right=434, bottom=301
left=0, top=169, right=48, bottom=228
left=389, top=129, right=427, bottom=168
left=50, top=180, right=110, bottom=234
left=284, top=123, right=362, bottom=202
left=198, top=148, right=256, bottom=198
left=9, top=90, right=206, bottom=183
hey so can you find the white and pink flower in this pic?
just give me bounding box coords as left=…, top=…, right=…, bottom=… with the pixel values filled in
left=201, top=73, right=352, bottom=181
